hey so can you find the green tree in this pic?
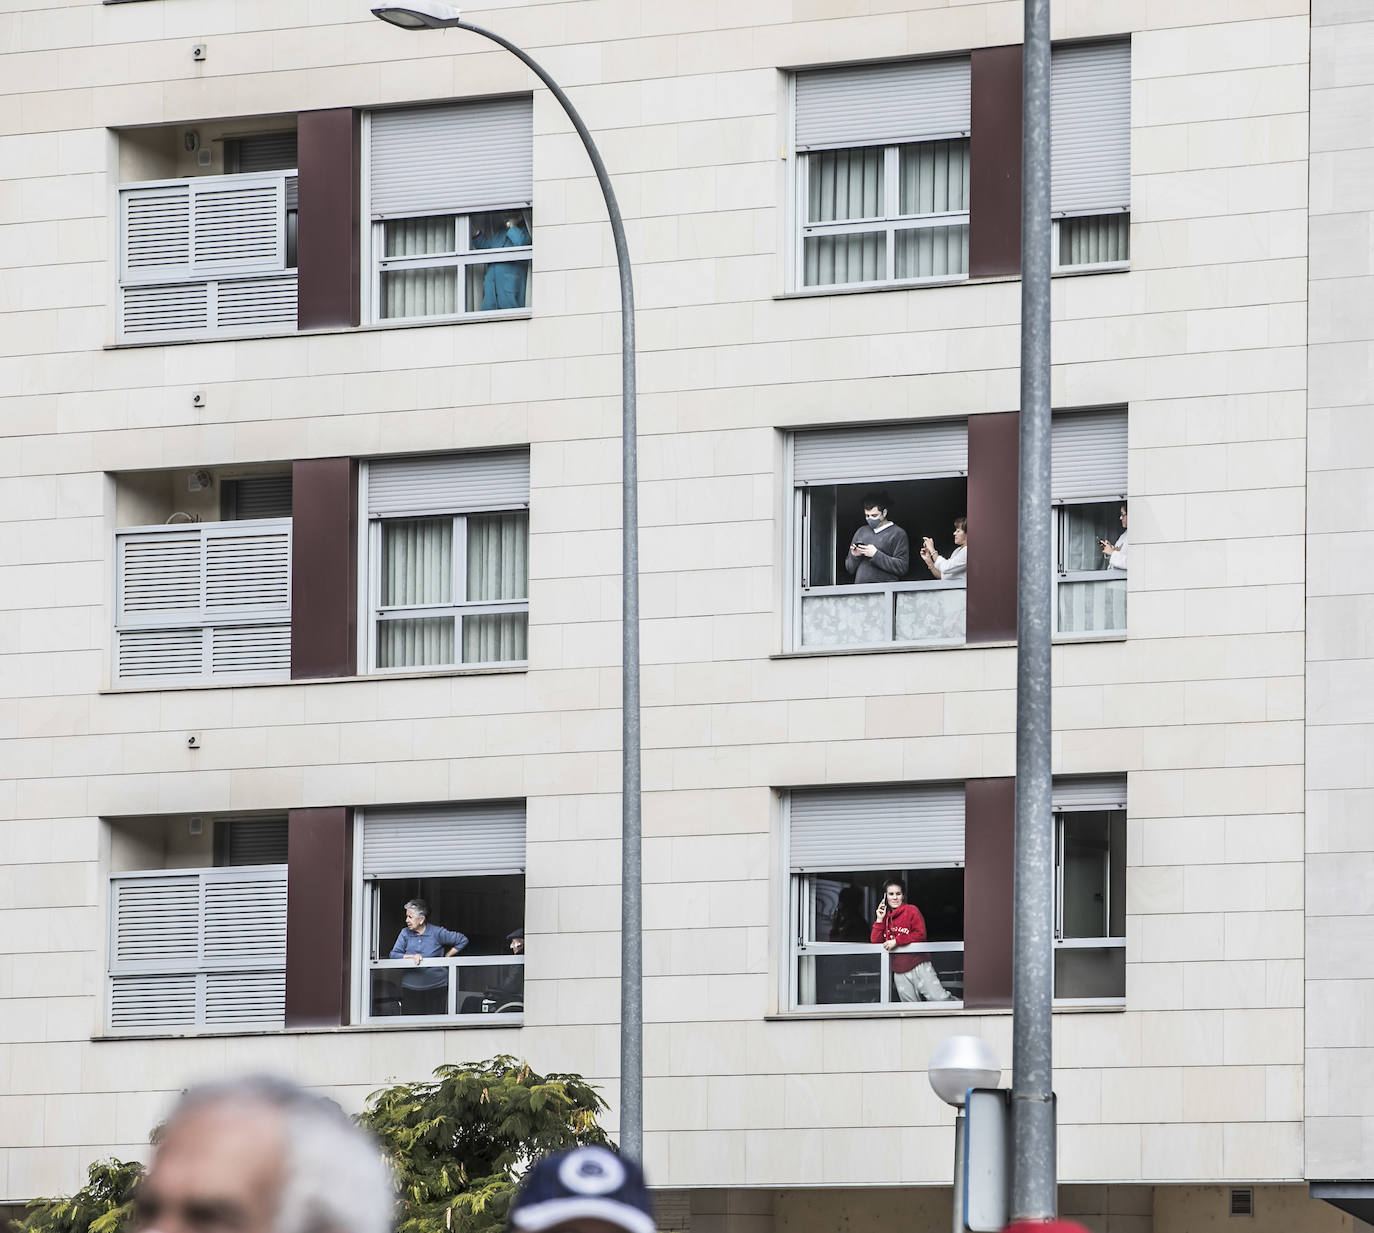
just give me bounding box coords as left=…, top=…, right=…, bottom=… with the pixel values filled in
left=359, top=1055, right=612, bottom=1233
left=11, top=1158, right=144, bottom=1233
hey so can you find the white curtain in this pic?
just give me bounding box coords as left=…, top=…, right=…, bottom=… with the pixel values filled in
left=463, top=512, right=529, bottom=663
left=380, top=216, right=458, bottom=319
left=1059, top=213, right=1129, bottom=266
left=378, top=518, right=454, bottom=668
left=896, top=139, right=969, bottom=278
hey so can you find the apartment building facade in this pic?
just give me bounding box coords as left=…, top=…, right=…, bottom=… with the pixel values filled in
left=0, top=0, right=1370, bottom=1230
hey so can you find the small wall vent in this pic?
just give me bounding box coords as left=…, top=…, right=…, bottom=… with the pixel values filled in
left=1230, top=1188, right=1254, bottom=1217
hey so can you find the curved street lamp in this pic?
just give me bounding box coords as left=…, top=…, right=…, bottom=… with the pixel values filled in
left=370, top=2, right=644, bottom=1163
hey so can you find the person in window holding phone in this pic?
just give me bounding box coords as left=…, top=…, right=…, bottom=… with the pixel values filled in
left=1100, top=503, right=1127, bottom=571
left=472, top=212, right=531, bottom=310
left=846, top=493, right=910, bottom=584
left=871, top=879, right=954, bottom=1002
left=920, top=516, right=968, bottom=581
left=390, top=898, right=468, bottom=1016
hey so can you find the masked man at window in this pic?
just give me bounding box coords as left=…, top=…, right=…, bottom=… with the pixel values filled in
left=473, top=213, right=531, bottom=310
left=872, top=879, right=954, bottom=1003
left=846, top=493, right=910, bottom=584
left=390, top=898, right=468, bottom=1016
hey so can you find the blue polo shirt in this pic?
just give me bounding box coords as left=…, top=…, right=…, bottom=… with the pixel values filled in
left=390, top=924, right=469, bottom=989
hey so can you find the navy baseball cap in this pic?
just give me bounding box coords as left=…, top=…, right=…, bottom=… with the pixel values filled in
left=509, top=1146, right=655, bottom=1233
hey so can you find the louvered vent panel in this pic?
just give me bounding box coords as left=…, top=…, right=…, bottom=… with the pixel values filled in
left=225, top=817, right=289, bottom=866
left=202, top=871, right=287, bottom=965
left=117, top=628, right=204, bottom=679
left=119, top=531, right=202, bottom=616
left=121, top=283, right=210, bottom=334
left=204, top=525, right=290, bottom=610
left=123, top=185, right=191, bottom=271
left=109, top=974, right=197, bottom=1029
left=205, top=971, right=285, bottom=1025
left=113, top=877, right=200, bottom=965
left=210, top=625, right=291, bottom=676
left=215, top=274, right=297, bottom=327
left=229, top=475, right=293, bottom=521
left=193, top=183, right=281, bottom=266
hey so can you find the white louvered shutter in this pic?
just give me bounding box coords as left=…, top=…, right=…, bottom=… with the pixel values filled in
left=117, top=528, right=203, bottom=620
left=204, top=522, right=291, bottom=613
left=205, top=971, right=287, bottom=1025
left=1053, top=776, right=1127, bottom=811
left=202, top=869, right=288, bottom=965
left=370, top=97, right=534, bottom=218
left=228, top=132, right=298, bottom=173
left=117, top=627, right=205, bottom=679
left=216, top=276, right=297, bottom=328
left=122, top=183, right=192, bottom=280
left=190, top=177, right=285, bottom=271
left=361, top=802, right=526, bottom=877
left=1052, top=408, right=1128, bottom=501
left=1051, top=40, right=1131, bottom=217
left=789, top=785, right=965, bottom=871
left=367, top=450, right=530, bottom=516
left=792, top=420, right=968, bottom=484
left=109, top=974, right=198, bottom=1030
left=795, top=57, right=971, bottom=151
left=111, top=875, right=200, bottom=969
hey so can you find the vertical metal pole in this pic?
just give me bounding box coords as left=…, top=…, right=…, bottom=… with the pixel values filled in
left=952, top=1110, right=967, bottom=1233
left=1011, top=0, right=1057, bottom=1221
left=447, top=21, right=642, bottom=1162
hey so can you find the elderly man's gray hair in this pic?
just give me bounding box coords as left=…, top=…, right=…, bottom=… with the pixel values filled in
left=164, top=1074, right=394, bottom=1233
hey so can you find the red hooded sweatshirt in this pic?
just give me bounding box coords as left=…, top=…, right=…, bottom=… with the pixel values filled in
left=871, top=901, right=929, bottom=972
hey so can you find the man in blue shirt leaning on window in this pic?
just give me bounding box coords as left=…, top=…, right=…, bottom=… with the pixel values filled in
left=390, top=898, right=468, bottom=1016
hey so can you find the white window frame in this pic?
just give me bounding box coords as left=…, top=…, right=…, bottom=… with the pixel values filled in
left=1051, top=496, right=1128, bottom=640
left=1051, top=211, right=1131, bottom=275
left=780, top=792, right=965, bottom=1014
left=350, top=809, right=525, bottom=1026
left=1052, top=797, right=1126, bottom=1007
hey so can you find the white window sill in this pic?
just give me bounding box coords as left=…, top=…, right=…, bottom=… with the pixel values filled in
left=774, top=263, right=1128, bottom=301
left=767, top=1000, right=1123, bottom=1021
left=95, top=1016, right=523, bottom=1041
left=772, top=630, right=1128, bottom=660
left=107, top=310, right=532, bottom=350
left=101, top=663, right=526, bottom=695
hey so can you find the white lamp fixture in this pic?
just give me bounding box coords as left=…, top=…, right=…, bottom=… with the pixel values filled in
left=371, top=1, right=463, bottom=28
left=928, top=1035, right=1002, bottom=1108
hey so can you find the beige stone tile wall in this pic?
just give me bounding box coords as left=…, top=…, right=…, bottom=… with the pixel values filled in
left=0, top=0, right=1309, bottom=1200
left=1305, top=0, right=1374, bottom=1186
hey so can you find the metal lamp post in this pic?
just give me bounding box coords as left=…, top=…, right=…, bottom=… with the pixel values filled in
left=370, top=1, right=644, bottom=1163
left=929, top=1036, right=1003, bottom=1233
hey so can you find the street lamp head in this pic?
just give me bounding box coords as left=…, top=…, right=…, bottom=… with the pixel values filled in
left=928, top=1035, right=1002, bottom=1108
left=370, top=1, right=462, bottom=29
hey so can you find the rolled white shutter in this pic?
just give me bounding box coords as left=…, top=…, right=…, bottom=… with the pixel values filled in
left=789, top=784, right=965, bottom=871
left=229, top=475, right=294, bottom=521
left=1053, top=776, right=1127, bottom=811
left=793, top=420, right=968, bottom=484
left=361, top=802, right=526, bottom=877
left=367, top=450, right=530, bottom=516
left=1051, top=40, right=1131, bottom=217
left=1051, top=408, right=1127, bottom=501
left=795, top=57, right=971, bottom=151
left=370, top=97, right=534, bottom=218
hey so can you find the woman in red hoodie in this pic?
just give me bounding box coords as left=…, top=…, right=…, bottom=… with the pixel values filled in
left=871, top=879, right=954, bottom=1002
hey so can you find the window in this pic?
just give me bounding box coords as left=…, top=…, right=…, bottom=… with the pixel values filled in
left=107, top=863, right=287, bottom=1033
left=1053, top=777, right=1126, bottom=1002
left=118, top=169, right=298, bottom=338
left=114, top=518, right=292, bottom=685
left=1051, top=41, right=1130, bottom=271
left=790, top=421, right=967, bottom=650
left=362, top=451, right=530, bottom=671
left=1052, top=408, right=1127, bottom=636
left=368, top=98, right=533, bottom=321
left=355, top=802, right=526, bottom=1022
left=794, top=58, right=970, bottom=289
left=787, top=785, right=965, bottom=1010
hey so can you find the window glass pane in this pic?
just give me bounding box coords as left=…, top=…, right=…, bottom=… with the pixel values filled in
left=385, top=215, right=456, bottom=257
left=377, top=616, right=455, bottom=669
left=897, top=139, right=970, bottom=215
left=468, top=211, right=532, bottom=311
left=800, top=591, right=888, bottom=647
left=806, top=148, right=884, bottom=223
left=894, top=224, right=968, bottom=279
left=798, top=952, right=882, bottom=1005
left=380, top=267, right=460, bottom=319
left=803, top=232, right=886, bottom=287
left=1058, top=501, right=1123, bottom=573
left=1057, top=578, right=1126, bottom=633
left=462, top=613, right=528, bottom=664
left=894, top=587, right=965, bottom=642
left=1061, top=812, right=1111, bottom=938
left=1059, top=213, right=1129, bottom=266
left=381, top=518, right=452, bottom=607
left=805, top=486, right=838, bottom=588
left=467, top=511, right=528, bottom=601
left=370, top=964, right=451, bottom=1016
left=1054, top=946, right=1125, bottom=999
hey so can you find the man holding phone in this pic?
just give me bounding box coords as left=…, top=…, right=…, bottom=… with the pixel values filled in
left=846, top=493, right=911, bottom=585
left=871, top=879, right=954, bottom=1002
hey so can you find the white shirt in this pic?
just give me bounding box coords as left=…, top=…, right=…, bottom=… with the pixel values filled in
left=934, top=544, right=967, bottom=580
left=1108, top=531, right=1127, bottom=572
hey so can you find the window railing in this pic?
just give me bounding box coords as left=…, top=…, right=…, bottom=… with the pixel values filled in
left=114, top=519, right=292, bottom=686
left=107, top=865, right=287, bottom=1033
left=799, top=579, right=965, bottom=649
left=794, top=940, right=964, bottom=1008
left=118, top=170, right=298, bottom=339
left=364, top=954, right=525, bottom=1021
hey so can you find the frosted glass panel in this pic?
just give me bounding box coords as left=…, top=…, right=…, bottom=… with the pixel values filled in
left=894, top=588, right=965, bottom=642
